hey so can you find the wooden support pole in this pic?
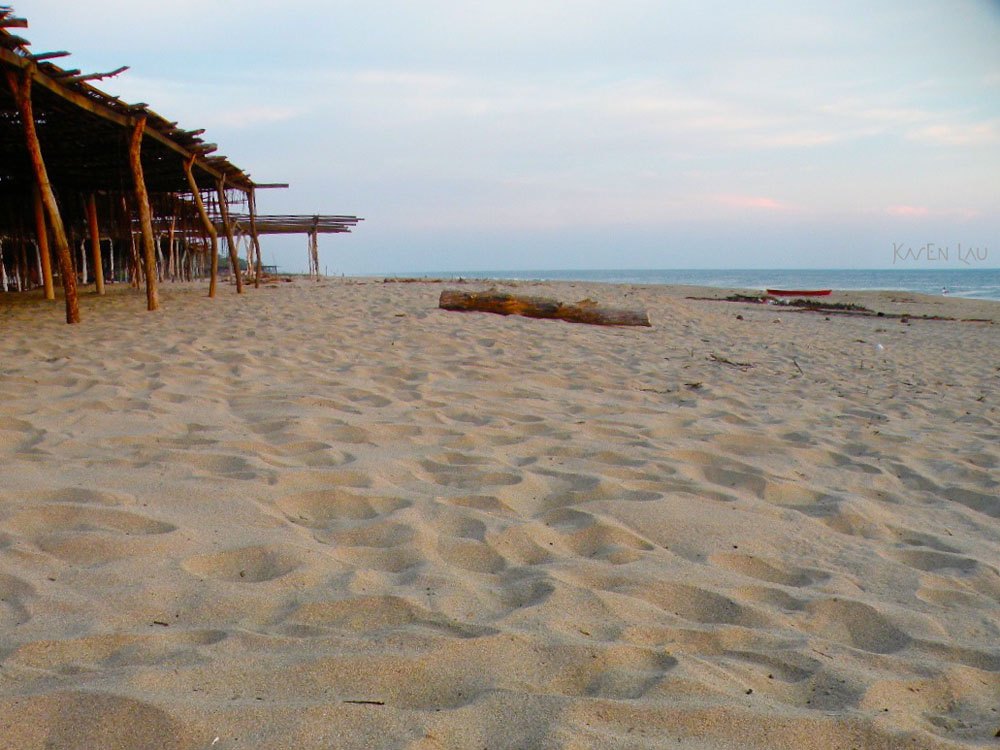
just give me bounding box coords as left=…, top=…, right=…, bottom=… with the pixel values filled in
left=167, top=213, right=177, bottom=282
left=79, top=238, right=87, bottom=284
left=87, top=194, right=105, bottom=295
left=215, top=179, right=243, bottom=294
left=128, top=117, right=160, bottom=311
left=5, top=70, right=79, bottom=323
left=183, top=156, right=219, bottom=297
left=32, top=185, right=55, bottom=300
left=121, top=195, right=140, bottom=288
left=17, top=239, right=28, bottom=290
left=248, top=187, right=263, bottom=288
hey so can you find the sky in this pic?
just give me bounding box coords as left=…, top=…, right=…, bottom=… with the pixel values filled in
left=15, top=0, right=1000, bottom=273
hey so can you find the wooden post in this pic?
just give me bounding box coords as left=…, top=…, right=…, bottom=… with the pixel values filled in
left=183, top=156, right=219, bottom=297
left=5, top=69, right=80, bottom=323
left=32, top=186, right=55, bottom=300
left=312, top=230, right=320, bottom=279
left=79, top=238, right=87, bottom=284
left=215, top=179, right=243, bottom=294
left=167, top=213, right=177, bottom=281
left=248, top=187, right=263, bottom=288
left=86, top=194, right=105, bottom=295
left=128, top=117, right=159, bottom=311
left=17, top=238, right=31, bottom=292
left=119, top=195, right=139, bottom=287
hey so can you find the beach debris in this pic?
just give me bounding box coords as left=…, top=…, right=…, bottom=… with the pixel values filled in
left=708, top=353, right=754, bottom=370
left=439, top=289, right=651, bottom=327
left=343, top=699, right=386, bottom=706
left=689, top=295, right=996, bottom=323
left=793, top=359, right=804, bottom=375
left=874, top=343, right=884, bottom=352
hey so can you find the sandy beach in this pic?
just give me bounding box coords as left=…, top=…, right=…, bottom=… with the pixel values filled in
left=0, top=278, right=998, bottom=749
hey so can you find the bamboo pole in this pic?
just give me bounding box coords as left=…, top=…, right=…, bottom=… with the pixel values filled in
left=128, top=117, right=160, bottom=311
left=248, top=187, right=263, bottom=288
left=183, top=155, right=219, bottom=297
left=215, top=178, right=243, bottom=294
left=86, top=194, right=105, bottom=295
left=32, top=186, right=54, bottom=300
left=5, top=69, right=79, bottom=322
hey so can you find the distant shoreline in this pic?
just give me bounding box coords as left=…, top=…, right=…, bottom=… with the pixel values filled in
left=364, top=267, right=1000, bottom=301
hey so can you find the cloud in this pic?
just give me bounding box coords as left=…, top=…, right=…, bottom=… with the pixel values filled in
left=886, top=205, right=979, bottom=219
left=712, top=195, right=794, bottom=211
left=887, top=205, right=930, bottom=217
left=907, top=121, right=1000, bottom=146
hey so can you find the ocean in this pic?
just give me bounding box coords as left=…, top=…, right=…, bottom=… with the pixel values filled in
left=415, top=268, right=1000, bottom=301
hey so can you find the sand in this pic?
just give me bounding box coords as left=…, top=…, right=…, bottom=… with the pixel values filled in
left=0, top=278, right=997, bottom=749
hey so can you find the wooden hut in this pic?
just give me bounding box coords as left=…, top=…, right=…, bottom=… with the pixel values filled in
left=0, top=7, right=360, bottom=323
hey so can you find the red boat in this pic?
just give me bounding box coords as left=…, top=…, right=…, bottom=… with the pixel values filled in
left=766, top=288, right=832, bottom=297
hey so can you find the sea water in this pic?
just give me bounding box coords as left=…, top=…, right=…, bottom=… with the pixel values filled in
left=418, top=268, right=1000, bottom=301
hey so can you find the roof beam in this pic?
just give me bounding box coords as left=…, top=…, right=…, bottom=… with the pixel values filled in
left=0, top=46, right=250, bottom=191
left=29, top=50, right=69, bottom=61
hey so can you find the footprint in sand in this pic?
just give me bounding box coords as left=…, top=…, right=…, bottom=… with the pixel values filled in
left=803, top=598, right=911, bottom=654
left=1, top=691, right=186, bottom=749
left=316, top=519, right=415, bottom=548
left=436, top=535, right=507, bottom=574
left=287, top=594, right=493, bottom=639
left=1, top=505, right=176, bottom=566
left=10, top=628, right=227, bottom=671
left=181, top=544, right=304, bottom=582
left=540, top=508, right=654, bottom=563
left=18, top=487, right=133, bottom=506
left=417, top=456, right=522, bottom=491
left=339, top=387, right=392, bottom=408
left=2, top=505, right=175, bottom=538
left=882, top=547, right=980, bottom=574
left=276, top=488, right=409, bottom=528
left=0, top=572, right=35, bottom=626
left=333, top=545, right=424, bottom=573
left=709, top=552, right=828, bottom=588
left=633, top=581, right=772, bottom=628
left=0, top=416, right=45, bottom=453
left=942, top=486, right=1000, bottom=518
left=562, top=644, right=678, bottom=700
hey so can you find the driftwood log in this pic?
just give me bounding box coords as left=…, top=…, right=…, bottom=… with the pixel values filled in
left=439, top=289, right=651, bottom=327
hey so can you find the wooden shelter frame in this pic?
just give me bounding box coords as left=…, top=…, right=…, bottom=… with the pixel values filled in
left=1, top=7, right=361, bottom=320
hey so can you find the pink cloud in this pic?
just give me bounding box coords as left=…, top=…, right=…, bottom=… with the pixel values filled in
left=712, top=194, right=791, bottom=210
left=886, top=205, right=979, bottom=219
left=887, top=205, right=930, bottom=217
